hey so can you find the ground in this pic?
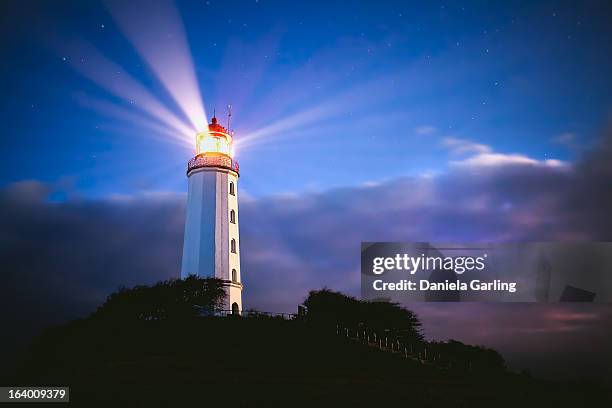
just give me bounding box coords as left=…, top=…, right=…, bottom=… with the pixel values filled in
left=6, top=317, right=610, bottom=407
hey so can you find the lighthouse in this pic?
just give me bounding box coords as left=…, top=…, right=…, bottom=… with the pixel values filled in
left=181, top=115, right=242, bottom=314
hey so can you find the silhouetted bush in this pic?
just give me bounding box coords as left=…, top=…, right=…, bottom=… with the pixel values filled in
left=428, top=339, right=506, bottom=371
left=92, top=275, right=225, bottom=321
left=303, top=289, right=361, bottom=325
left=303, top=288, right=423, bottom=342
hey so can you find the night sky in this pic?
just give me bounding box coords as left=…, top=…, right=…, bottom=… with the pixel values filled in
left=1, top=0, right=612, bottom=380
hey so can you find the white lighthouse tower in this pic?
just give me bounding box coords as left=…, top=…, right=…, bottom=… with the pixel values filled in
left=181, top=115, right=242, bottom=314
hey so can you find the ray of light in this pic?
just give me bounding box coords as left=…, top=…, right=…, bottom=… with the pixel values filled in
left=62, top=38, right=195, bottom=143
left=235, top=103, right=343, bottom=151
left=234, top=71, right=404, bottom=152
left=232, top=49, right=459, bottom=157
left=237, top=109, right=417, bottom=155
left=211, top=29, right=283, bottom=120
left=106, top=0, right=207, bottom=131
left=74, top=93, right=194, bottom=150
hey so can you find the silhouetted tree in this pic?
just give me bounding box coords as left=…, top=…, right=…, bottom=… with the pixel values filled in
left=92, top=275, right=226, bottom=321
left=303, top=288, right=361, bottom=326
left=303, top=289, right=422, bottom=342
left=359, top=300, right=422, bottom=342
left=428, top=339, right=506, bottom=371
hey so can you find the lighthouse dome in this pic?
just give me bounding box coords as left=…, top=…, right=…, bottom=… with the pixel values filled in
left=208, top=115, right=229, bottom=134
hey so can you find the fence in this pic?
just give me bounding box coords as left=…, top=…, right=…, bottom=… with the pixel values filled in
left=203, top=309, right=478, bottom=371
left=335, top=324, right=474, bottom=371
left=210, top=309, right=298, bottom=320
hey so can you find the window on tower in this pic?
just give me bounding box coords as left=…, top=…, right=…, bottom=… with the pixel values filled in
left=230, top=209, right=236, bottom=224
left=229, top=181, right=235, bottom=195
left=232, top=269, right=238, bottom=282
left=231, top=239, right=237, bottom=253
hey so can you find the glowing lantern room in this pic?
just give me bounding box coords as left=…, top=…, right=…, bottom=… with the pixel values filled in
left=195, top=116, right=234, bottom=158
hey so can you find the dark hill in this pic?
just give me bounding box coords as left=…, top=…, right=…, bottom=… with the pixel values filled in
left=7, top=316, right=609, bottom=407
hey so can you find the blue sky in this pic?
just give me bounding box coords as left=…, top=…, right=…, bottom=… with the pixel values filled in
left=2, top=0, right=612, bottom=380
left=2, top=0, right=611, bottom=198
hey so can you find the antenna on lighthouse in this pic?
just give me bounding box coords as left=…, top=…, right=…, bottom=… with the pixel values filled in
left=227, top=104, right=232, bottom=131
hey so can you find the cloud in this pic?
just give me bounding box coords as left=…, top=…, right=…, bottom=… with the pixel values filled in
left=442, top=136, right=568, bottom=169
left=408, top=302, right=612, bottom=379
left=551, top=132, right=576, bottom=147
left=551, top=131, right=590, bottom=150
left=414, top=125, right=437, bottom=135
left=451, top=152, right=566, bottom=168
left=0, top=184, right=186, bottom=369
left=442, top=136, right=492, bottom=155
left=1, top=128, right=611, bottom=377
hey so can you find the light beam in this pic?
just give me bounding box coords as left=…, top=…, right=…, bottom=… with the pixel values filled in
left=106, top=0, right=207, bottom=131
